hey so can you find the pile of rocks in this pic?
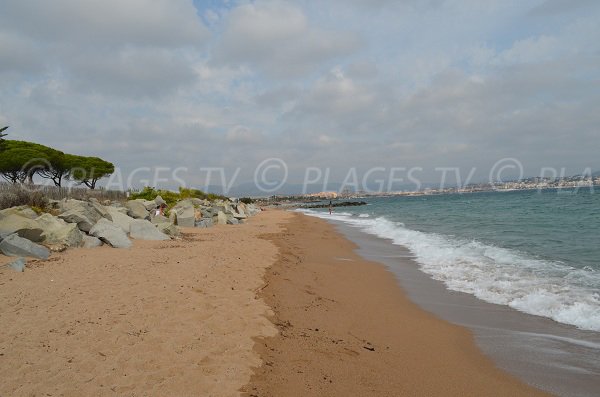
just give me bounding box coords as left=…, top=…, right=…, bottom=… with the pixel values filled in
left=0, top=195, right=261, bottom=269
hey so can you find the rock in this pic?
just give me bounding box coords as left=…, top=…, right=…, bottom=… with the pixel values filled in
left=0, top=206, right=39, bottom=219
left=82, top=235, right=103, bottom=248
left=172, top=201, right=195, bottom=227
left=58, top=202, right=102, bottom=232
left=195, top=218, right=213, bottom=228
left=0, top=214, right=45, bottom=242
left=89, top=198, right=112, bottom=221
left=89, top=218, right=132, bottom=248
left=151, top=214, right=169, bottom=225
left=125, top=200, right=150, bottom=220
left=216, top=211, right=228, bottom=225
left=105, top=207, right=135, bottom=233
left=8, top=257, right=26, bottom=272
left=194, top=208, right=203, bottom=222
left=142, top=200, right=158, bottom=211
left=0, top=234, right=50, bottom=259
left=226, top=214, right=239, bottom=225
left=156, top=222, right=180, bottom=237
left=154, top=195, right=167, bottom=206
left=129, top=219, right=170, bottom=241
left=36, top=213, right=84, bottom=248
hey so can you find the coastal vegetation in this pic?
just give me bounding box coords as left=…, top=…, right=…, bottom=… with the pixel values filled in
left=130, top=186, right=228, bottom=206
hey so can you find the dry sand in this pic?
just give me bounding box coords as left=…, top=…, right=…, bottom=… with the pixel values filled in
left=1, top=210, right=553, bottom=396
left=0, top=211, right=285, bottom=397
left=243, top=212, right=552, bottom=397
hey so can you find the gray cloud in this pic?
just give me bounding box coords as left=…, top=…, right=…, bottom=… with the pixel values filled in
left=0, top=0, right=209, bottom=48
left=212, top=0, right=362, bottom=78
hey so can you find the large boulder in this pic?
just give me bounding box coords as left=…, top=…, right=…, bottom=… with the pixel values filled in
left=89, top=218, right=131, bottom=248
left=156, top=222, right=180, bottom=237
left=0, top=206, right=39, bottom=220
left=0, top=214, right=44, bottom=242
left=129, top=219, right=170, bottom=241
left=195, top=218, right=213, bottom=228
left=0, top=234, right=50, bottom=259
left=125, top=200, right=150, bottom=220
left=216, top=211, right=228, bottom=225
left=151, top=214, right=169, bottom=225
left=58, top=201, right=102, bottom=232
left=36, top=213, right=84, bottom=248
left=89, top=198, right=112, bottom=221
left=142, top=200, right=158, bottom=211
left=82, top=235, right=103, bottom=248
left=105, top=207, right=135, bottom=233
left=172, top=201, right=195, bottom=227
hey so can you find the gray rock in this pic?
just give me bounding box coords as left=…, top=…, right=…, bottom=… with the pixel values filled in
left=36, top=213, right=84, bottom=248
left=0, top=206, right=39, bottom=219
left=8, top=257, right=26, bottom=272
left=125, top=200, right=150, bottom=220
left=154, top=195, right=167, bottom=206
left=142, top=200, right=158, bottom=211
left=82, top=235, right=103, bottom=248
left=226, top=214, right=239, bottom=225
left=216, top=211, right=228, bottom=225
left=156, top=222, right=180, bottom=237
left=0, top=214, right=44, bottom=242
left=0, top=234, right=50, bottom=259
left=58, top=202, right=102, bottom=232
left=151, top=214, right=169, bottom=224
left=105, top=207, right=135, bottom=233
left=129, top=219, right=170, bottom=241
left=173, top=202, right=195, bottom=227
left=89, top=218, right=132, bottom=248
left=195, top=218, right=213, bottom=228
left=89, top=198, right=112, bottom=221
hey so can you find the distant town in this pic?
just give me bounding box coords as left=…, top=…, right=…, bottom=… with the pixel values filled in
left=279, top=173, right=600, bottom=201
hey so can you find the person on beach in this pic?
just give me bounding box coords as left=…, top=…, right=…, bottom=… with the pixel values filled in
left=329, top=200, right=333, bottom=215
left=155, top=203, right=166, bottom=217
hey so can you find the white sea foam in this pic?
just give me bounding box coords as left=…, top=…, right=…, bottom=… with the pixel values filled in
left=358, top=213, right=370, bottom=218
left=298, top=209, right=600, bottom=332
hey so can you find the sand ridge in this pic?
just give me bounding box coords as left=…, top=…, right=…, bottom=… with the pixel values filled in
left=0, top=210, right=291, bottom=396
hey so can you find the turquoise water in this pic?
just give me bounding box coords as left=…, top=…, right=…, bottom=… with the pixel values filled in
left=302, top=188, right=600, bottom=331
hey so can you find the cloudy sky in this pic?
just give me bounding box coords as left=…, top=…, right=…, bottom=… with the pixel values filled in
left=1, top=0, right=599, bottom=192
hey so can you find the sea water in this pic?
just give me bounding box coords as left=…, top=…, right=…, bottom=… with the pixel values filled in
left=303, top=188, right=600, bottom=332
left=300, top=188, right=600, bottom=396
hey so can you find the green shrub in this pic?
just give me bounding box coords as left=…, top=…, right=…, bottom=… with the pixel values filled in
left=239, top=197, right=254, bottom=204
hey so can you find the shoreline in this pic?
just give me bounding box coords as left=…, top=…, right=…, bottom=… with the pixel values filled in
left=244, top=212, right=551, bottom=396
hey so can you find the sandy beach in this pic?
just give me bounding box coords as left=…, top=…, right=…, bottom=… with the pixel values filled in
left=1, top=210, right=551, bottom=396
left=0, top=211, right=282, bottom=396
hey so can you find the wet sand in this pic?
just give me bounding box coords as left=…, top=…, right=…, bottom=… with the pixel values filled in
left=243, top=212, right=552, bottom=396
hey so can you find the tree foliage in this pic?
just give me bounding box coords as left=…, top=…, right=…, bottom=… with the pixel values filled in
left=0, top=140, right=64, bottom=184
left=69, top=156, right=115, bottom=189
left=0, top=139, right=114, bottom=188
